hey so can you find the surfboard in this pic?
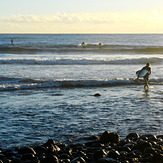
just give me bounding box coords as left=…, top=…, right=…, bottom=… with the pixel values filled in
left=136, top=69, right=148, bottom=78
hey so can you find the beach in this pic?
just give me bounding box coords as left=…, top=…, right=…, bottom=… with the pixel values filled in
left=0, top=34, right=163, bottom=159
left=0, top=130, right=162, bottom=162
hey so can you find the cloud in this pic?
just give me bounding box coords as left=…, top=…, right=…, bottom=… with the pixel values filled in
left=1, top=11, right=163, bottom=24
left=0, top=15, right=44, bottom=23
left=1, top=11, right=163, bottom=33
left=0, top=12, right=134, bottom=24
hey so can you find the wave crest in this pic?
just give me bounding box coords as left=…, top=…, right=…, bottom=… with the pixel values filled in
left=1, top=44, right=163, bottom=54
left=0, top=77, right=163, bottom=91
left=0, top=57, right=162, bottom=65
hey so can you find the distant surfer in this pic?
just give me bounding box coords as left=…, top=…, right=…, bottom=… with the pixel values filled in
left=136, top=63, right=151, bottom=89
left=11, top=38, right=14, bottom=46
left=81, top=42, right=86, bottom=47
left=98, top=43, right=103, bottom=47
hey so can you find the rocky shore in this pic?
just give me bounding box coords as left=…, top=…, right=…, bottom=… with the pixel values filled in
left=0, top=131, right=162, bottom=163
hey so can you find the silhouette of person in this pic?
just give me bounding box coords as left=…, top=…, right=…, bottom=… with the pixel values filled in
left=11, top=38, right=14, bottom=46
left=143, top=63, right=151, bottom=88
left=136, top=63, right=151, bottom=89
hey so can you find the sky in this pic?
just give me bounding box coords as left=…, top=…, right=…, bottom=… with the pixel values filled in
left=0, top=0, right=163, bottom=33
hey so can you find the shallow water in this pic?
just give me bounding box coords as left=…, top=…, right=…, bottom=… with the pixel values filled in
left=0, top=85, right=162, bottom=149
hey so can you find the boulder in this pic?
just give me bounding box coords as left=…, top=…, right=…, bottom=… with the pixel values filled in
left=100, top=131, right=120, bottom=144
left=126, top=133, right=140, bottom=139
left=18, top=147, right=36, bottom=155
left=93, top=149, right=107, bottom=161
left=40, top=154, right=59, bottom=163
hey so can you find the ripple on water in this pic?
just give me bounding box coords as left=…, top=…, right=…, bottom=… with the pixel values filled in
left=0, top=86, right=162, bottom=148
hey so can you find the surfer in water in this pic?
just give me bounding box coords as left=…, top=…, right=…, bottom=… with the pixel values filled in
left=11, top=38, right=14, bottom=46
left=136, top=63, right=151, bottom=89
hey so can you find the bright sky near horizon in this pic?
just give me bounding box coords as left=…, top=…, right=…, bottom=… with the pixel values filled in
left=1, top=0, right=163, bottom=33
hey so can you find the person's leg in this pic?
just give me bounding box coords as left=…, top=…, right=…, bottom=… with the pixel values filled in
left=144, top=75, right=149, bottom=89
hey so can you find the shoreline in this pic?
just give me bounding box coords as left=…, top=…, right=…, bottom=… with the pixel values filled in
left=0, top=85, right=163, bottom=152
left=0, top=131, right=162, bottom=163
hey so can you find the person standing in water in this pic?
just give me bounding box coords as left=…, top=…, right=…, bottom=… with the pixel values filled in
left=143, top=63, right=151, bottom=89
left=136, top=63, right=151, bottom=89
left=11, top=38, right=14, bottom=46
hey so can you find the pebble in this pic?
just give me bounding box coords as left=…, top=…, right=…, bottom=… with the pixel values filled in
left=0, top=131, right=162, bottom=163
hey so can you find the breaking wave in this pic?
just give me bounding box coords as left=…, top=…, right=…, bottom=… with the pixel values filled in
left=0, top=77, right=163, bottom=91
left=1, top=44, right=163, bottom=54
left=0, top=57, right=162, bottom=65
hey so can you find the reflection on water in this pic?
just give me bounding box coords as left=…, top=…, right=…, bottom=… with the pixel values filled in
left=0, top=85, right=162, bottom=149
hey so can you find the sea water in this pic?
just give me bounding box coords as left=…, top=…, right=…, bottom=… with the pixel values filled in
left=0, top=34, right=163, bottom=149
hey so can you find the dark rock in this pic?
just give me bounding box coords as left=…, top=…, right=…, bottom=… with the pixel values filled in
left=42, top=139, right=60, bottom=153
left=93, top=149, right=107, bottom=161
left=22, top=153, right=35, bottom=160
left=60, top=147, right=72, bottom=156
left=71, top=157, right=86, bottom=163
left=139, top=136, right=149, bottom=141
left=126, top=151, right=137, bottom=158
left=94, top=93, right=101, bottom=96
left=33, top=145, right=47, bottom=154
left=123, top=143, right=135, bottom=149
left=144, top=147, right=157, bottom=154
left=48, top=144, right=61, bottom=153
left=120, top=161, right=130, bottom=163
left=40, top=154, right=59, bottom=163
left=142, top=153, right=154, bottom=162
left=18, top=147, right=36, bottom=155
left=75, top=150, right=87, bottom=158
left=60, top=158, right=71, bottom=163
left=60, top=153, right=70, bottom=159
left=2, top=150, right=14, bottom=158
left=119, top=151, right=128, bottom=156
left=149, top=140, right=158, bottom=147
left=126, top=157, right=139, bottom=163
left=133, top=140, right=152, bottom=152
left=120, top=146, right=131, bottom=153
left=10, top=157, right=22, bottom=163
left=132, top=150, right=142, bottom=155
left=100, top=131, right=120, bottom=144
left=43, top=139, right=56, bottom=147
left=23, top=160, right=41, bottom=163
left=126, top=133, right=140, bottom=139
left=85, top=140, right=101, bottom=147
left=0, top=154, right=6, bottom=160
left=149, top=135, right=158, bottom=141
left=107, top=149, right=120, bottom=159
left=0, top=132, right=163, bottom=163
left=153, top=153, right=163, bottom=163
left=1, top=158, right=12, bottom=163
left=69, top=143, right=85, bottom=150
left=157, top=135, right=163, bottom=139
left=157, top=140, right=163, bottom=146
left=116, top=139, right=130, bottom=147
left=97, top=158, right=118, bottom=163
left=141, top=134, right=154, bottom=138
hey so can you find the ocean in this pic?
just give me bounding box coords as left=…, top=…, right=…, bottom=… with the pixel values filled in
left=0, top=34, right=163, bottom=149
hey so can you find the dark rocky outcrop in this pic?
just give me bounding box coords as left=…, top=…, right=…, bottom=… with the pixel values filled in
left=0, top=131, right=162, bottom=163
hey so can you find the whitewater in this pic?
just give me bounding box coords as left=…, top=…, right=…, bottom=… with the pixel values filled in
left=0, top=34, right=162, bottom=149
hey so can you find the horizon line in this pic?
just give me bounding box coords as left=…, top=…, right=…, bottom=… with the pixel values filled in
left=0, top=33, right=163, bottom=35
